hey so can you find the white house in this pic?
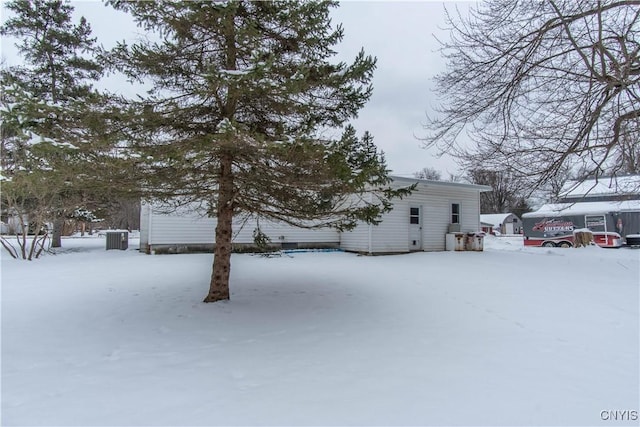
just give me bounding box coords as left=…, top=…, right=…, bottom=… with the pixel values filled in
left=339, top=177, right=489, bottom=253
left=140, top=176, right=490, bottom=254
left=139, top=205, right=340, bottom=254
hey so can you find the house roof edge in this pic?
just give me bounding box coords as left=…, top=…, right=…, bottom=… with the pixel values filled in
left=390, top=175, right=492, bottom=192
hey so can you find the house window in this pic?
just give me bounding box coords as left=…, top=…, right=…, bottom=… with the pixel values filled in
left=451, top=203, right=460, bottom=224
left=410, top=207, right=420, bottom=224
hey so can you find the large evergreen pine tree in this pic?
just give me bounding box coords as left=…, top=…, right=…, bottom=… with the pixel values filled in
left=109, top=0, right=409, bottom=302
left=0, top=0, right=106, bottom=249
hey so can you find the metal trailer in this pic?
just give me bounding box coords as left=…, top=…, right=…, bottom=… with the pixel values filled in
left=522, top=201, right=640, bottom=248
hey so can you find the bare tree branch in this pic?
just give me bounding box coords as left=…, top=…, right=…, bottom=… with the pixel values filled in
left=423, top=0, right=640, bottom=191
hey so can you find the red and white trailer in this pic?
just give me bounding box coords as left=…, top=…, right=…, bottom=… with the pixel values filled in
left=522, top=200, right=640, bottom=248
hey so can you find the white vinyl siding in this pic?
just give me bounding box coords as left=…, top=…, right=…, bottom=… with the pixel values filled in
left=147, top=212, right=216, bottom=245
left=408, top=185, right=481, bottom=252
left=140, top=177, right=486, bottom=254
left=139, top=203, right=150, bottom=249
left=339, top=221, right=371, bottom=253
left=337, top=181, right=483, bottom=253
left=144, top=204, right=339, bottom=247
left=371, top=203, right=410, bottom=253
left=422, top=200, right=450, bottom=252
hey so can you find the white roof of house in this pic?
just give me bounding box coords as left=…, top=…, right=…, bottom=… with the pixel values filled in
left=560, top=175, right=640, bottom=199
left=480, top=213, right=516, bottom=226
left=523, top=200, right=640, bottom=217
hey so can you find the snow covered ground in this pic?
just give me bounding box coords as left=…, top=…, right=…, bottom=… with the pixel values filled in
left=1, top=235, right=638, bottom=426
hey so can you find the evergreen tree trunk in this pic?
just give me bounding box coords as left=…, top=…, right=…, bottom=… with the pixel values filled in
left=51, top=217, right=63, bottom=248
left=204, top=10, right=237, bottom=303
left=204, top=152, right=234, bottom=303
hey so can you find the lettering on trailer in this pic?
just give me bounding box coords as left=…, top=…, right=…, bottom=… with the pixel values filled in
left=532, top=219, right=575, bottom=233
left=585, top=215, right=605, bottom=229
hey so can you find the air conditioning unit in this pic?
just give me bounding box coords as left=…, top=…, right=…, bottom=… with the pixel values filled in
left=448, top=223, right=461, bottom=233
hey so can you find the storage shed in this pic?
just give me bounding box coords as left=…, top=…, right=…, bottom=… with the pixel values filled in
left=480, top=213, right=523, bottom=235
left=140, top=176, right=490, bottom=254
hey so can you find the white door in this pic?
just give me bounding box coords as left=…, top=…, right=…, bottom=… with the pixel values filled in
left=409, top=206, right=422, bottom=250
left=505, top=222, right=514, bottom=234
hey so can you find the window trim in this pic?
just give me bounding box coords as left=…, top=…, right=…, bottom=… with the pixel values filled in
left=409, top=207, right=420, bottom=225
left=451, top=203, right=461, bottom=224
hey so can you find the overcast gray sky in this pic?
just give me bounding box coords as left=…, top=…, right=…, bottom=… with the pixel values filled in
left=1, top=1, right=472, bottom=177
left=332, top=1, right=470, bottom=177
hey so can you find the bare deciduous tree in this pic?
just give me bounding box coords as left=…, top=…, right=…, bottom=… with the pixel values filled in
left=467, top=167, right=531, bottom=215
left=423, top=0, right=640, bottom=191
left=615, top=118, right=640, bottom=173
left=413, top=166, right=442, bottom=180
left=541, top=164, right=574, bottom=203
